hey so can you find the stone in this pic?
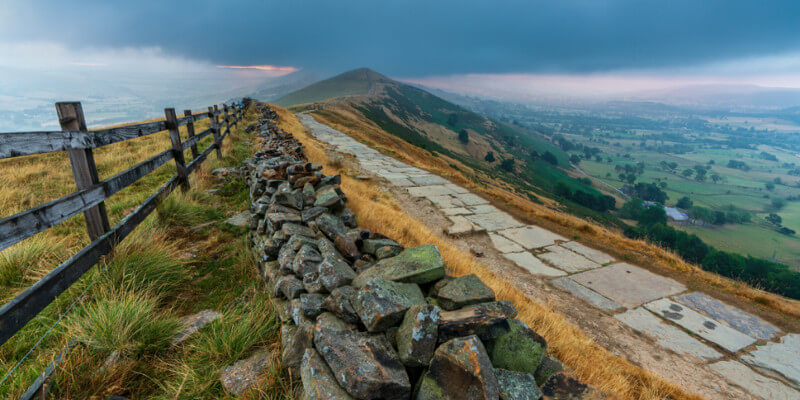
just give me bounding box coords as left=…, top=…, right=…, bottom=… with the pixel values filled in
left=710, top=360, right=800, bottom=400
left=536, top=245, right=601, bottom=273
left=302, top=206, right=328, bottom=223
left=299, top=293, right=327, bottom=319
left=614, top=308, right=721, bottom=360
left=741, top=333, right=800, bottom=389
left=273, top=187, right=304, bottom=210
left=376, top=245, right=404, bottom=260
left=275, top=299, right=292, bottom=323
left=437, top=301, right=516, bottom=343
left=570, top=263, right=686, bottom=308
left=282, top=323, right=313, bottom=376
left=293, top=244, right=323, bottom=276
left=265, top=212, right=302, bottom=230
left=445, top=215, right=481, bottom=236
left=550, top=277, right=621, bottom=311
left=410, top=175, right=450, bottom=186
left=318, top=256, right=357, bottom=291
left=485, top=319, right=547, bottom=376
left=541, top=372, right=596, bottom=400
left=361, top=238, right=403, bottom=257
left=276, top=275, right=304, bottom=299
left=172, top=309, right=222, bottom=345
left=427, top=335, right=499, bottom=400
left=502, top=252, right=566, bottom=277
left=427, top=194, right=464, bottom=209
left=454, top=192, right=490, bottom=206
left=354, top=278, right=427, bottom=332
left=352, top=245, right=446, bottom=287
left=220, top=348, right=277, bottom=396
left=497, top=226, right=566, bottom=249
left=675, top=292, right=780, bottom=340
left=322, top=286, right=360, bottom=324
left=534, top=356, right=564, bottom=387
left=489, top=233, right=524, bottom=253
left=303, top=272, right=325, bottom=294
left=644, top=298, right=755, bottom=352
left=436, top=274, right=496, bottom=311
left=225, top=211, right=251, bottom=227
left=282, top=222, right=316, bottom=238
left=316, top=311, right=357, bottom=332
left=559, top=242, right=615, bottom=265
left=408, top=185, right=459, bottom=198
left=441, top=207, right=472, bottom=216
left=313, top=327, right=411, bottom=400
left=396, top=304, right=440, bottom=367
left=290, top=299, right=314, bottom=327
left=465, top=212, right=523, bottom=231
left=315, top=185, right=343, bottom=208
left=495, top=368, right=543, bottom=400
left=301, top=348, right=355, bottom=400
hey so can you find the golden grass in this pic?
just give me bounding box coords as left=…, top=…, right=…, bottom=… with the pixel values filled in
left=309, top=104, right=800, bottom=325
left=277, top=105, right=704, bottom=400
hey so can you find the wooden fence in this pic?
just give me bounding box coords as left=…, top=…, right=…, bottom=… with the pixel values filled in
left=0, top=100, right=247, bottom=349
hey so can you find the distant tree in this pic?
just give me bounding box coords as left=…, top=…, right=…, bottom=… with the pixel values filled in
left=772, top=197, right=787, bottom=210
left=595, top=155, right=603, bottom=162
left=774, top=177, right=783, bottom=185
left=708, top=159, right=715, bottom=165
left=484, top=151, right=495, bottom=163
left=639, top=206, right=668, bottom=226
left=541, top=151, right=558, bottom=165
left=682, top=168, right=694, bottom=178
left=625, top=174, right=637, bottom=184
left=631, top=182, right=668, bottom=204
left=500, top=159, right=515, bottom=172
left=605, top=172, right=612, bottom=178
left=447, top=113, right=459, bottom=127
left=765, top=182, right=776, bottom=191
left=659, top=181, right=668, bottom=189
left=711, top=173, right=722, bottom=184
left=766, top=213, right=783, bottom=226
left=458, top=129, right=469, bottom=144
left=618, top=173, right=627, bottom=181
left=676, top=196, right=693, bottom=209
left=569, top=154, right=582, bottom=165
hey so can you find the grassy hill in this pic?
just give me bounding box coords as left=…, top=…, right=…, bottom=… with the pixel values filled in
left=274, top=68, right=389, bottom=107
left=282, top=67, right=620, bottom=224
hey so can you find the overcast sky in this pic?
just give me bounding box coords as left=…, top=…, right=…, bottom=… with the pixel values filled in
left=2, top=0, right=800, bottom=108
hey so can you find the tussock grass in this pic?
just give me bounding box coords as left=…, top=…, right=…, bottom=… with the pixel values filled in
left=0, top=236, right=69, bottom=292
left=311, top=105, right=800, bottom=324
left=65, top=290, right=181, bottom=357
left=279, top=106, right=703, bottom=400
left=156, top=191, right=224, bottom=228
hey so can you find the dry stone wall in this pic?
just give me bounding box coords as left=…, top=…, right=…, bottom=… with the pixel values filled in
left=242, top=103, right=600, bottom=400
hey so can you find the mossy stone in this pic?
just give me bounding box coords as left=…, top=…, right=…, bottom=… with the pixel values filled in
left=485, top=319, right=547, bottom=376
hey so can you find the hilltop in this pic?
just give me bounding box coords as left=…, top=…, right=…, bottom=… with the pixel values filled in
left=274, top=68, right=391, bottom=107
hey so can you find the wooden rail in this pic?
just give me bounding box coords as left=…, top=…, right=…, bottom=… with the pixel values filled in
left=0, top=100, right=247, bottom=347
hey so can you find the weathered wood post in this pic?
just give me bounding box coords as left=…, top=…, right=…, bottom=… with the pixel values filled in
left=55, top=102, right=110, bottom=241
left=164, top=108, right=190, bottom=191
left=184, top=109, right=199, bottom=160
left=209, top=105, right=223, bottom=159
left=223, top=104, right=230, bottom=136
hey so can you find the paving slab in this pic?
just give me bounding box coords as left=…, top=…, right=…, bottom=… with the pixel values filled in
left=408, top=185, right=458, bottom=198
left=550, top=277, right=621, bottom=311
left=502, top=252, right=566, bottom=277
left=377, top=171, right=410, bottom=180
left=444, top=183, right=469, bottom=194
left=442, top=207, right=473, bottom=216
left=466, top=211, right=523, bottom=231
left=445, top=215, right=483, bottom=236
left=742, top=334, right=800, bottom=389
left=427, top=195, right=464, bottom=209
left=466, top=204, right=500, bottom=214
left=615, top=308, right=721, bottom=360
left=497, top=225, right=567, bottom=249
left=489, top=232, right=524, bottom=253
left=570, top=263, right=686, bottom=309
left=537, top=245, right=601, bottom=273
left=559, top=241, right=615, bottom=265
left=409, top=175, right=450, bottom=186
left=674, top=292, right=780, bottom=341
left=388, top=177, right=415, bottom=187
left=710, top=360, right=800, bottom=400
left=644, top=298, right=756, bottom=352
left=453, top=192, right=489, bottom=205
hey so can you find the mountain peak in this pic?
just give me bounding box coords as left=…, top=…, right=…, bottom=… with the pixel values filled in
left=275, top=67, right=393, bottom=106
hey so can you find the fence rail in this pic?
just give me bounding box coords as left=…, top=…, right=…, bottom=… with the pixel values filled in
left=0, top=100, right=247, bottom=348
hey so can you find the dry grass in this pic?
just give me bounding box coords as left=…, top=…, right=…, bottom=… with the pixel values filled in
left=309, top=104, right=800, bottom=325
left=278, top=105, right=704, bottom=400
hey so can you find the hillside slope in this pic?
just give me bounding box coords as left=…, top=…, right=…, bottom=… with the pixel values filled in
left=282, top=68, right=619, bottom=223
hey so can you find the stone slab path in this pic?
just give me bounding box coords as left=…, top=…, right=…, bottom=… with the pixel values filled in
left=299, top=113, right=800, bottom=399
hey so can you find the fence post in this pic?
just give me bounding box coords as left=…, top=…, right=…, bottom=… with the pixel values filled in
left=209, top=105, right=223, bottom=159
left=184, top=109, right=199, bottom=160
left=223, top=104, right=230, bottom=137
left=55, top=102, right=110, bottom=241
left=164, top=108, right=190, bottom=191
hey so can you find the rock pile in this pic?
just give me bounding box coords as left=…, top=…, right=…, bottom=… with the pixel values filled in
left=242, top=103, right=598, bottom=399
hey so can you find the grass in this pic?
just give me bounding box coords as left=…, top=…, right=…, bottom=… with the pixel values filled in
left=0, top=105, right=295, bottom=398
left=279, top=105, right=704, bottom=400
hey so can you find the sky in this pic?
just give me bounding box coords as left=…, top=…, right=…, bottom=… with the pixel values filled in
left=2, top=0, right=800, bottom=116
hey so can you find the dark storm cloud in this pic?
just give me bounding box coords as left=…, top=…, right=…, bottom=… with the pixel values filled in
left=3, top=0, right=800, bottom=76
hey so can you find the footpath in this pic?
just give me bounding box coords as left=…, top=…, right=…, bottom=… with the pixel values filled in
left=298, top=113, right=800, bottom=400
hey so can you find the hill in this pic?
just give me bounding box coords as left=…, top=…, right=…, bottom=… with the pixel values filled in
left=274, top=68, right=390, bottom=106
left=282, top=67, right=621, bottom=223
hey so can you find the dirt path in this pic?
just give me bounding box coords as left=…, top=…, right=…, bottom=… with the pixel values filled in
left=299, top=113, right=800, bottom=400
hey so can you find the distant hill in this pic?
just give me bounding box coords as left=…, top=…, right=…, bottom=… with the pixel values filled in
left=288, top=67, right=620, bottom=222
left=275, top=68, right=390, bottom=106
